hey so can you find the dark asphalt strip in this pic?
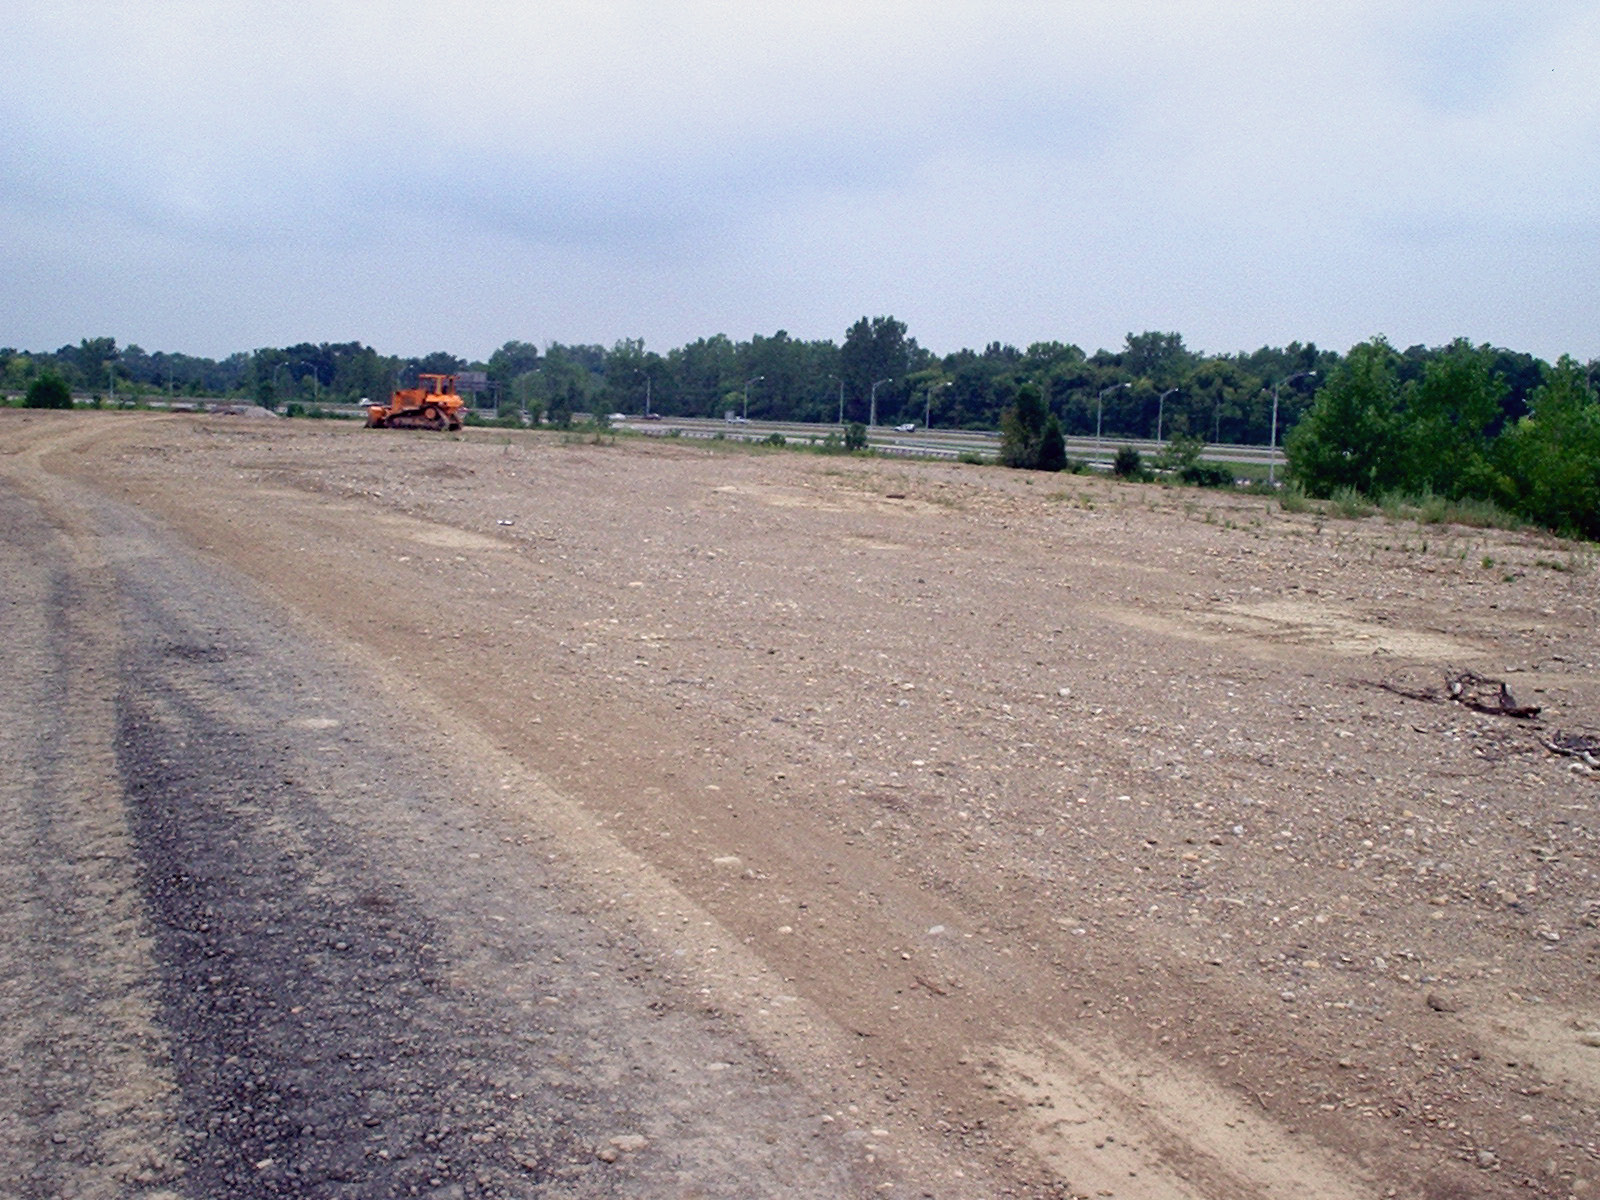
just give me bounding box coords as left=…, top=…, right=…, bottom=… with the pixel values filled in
left=117, top=654, right=603, bottom=1198
left=110, top=561, right=611, bottom=1197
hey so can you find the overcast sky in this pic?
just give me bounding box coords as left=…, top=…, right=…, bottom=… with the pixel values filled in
left=3, top=2, right=1597, bottom=363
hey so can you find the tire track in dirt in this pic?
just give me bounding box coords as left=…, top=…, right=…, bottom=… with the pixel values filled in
left=21, top=411, right=1599, bottom=1199
left=0, top=443, right=183, bottom=1198
left=2, top=414, right=923, bottom=1199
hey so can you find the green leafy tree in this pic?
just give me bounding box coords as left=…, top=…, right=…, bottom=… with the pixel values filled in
left=25, top=372, right=73, bottom=409
left=1156, top=432, right=1205, bottom=474
left=487, top=339, right=542, bottom=407
left=669, top=334, right=738, bottom=415
left=1037, top=414, right=1067, bottom=472
left=1400, top=339, right=1508, bottom=499
left=840, top=316, right=913, bottom=422
left=1501, top=356, right=1600, bottom=537
left=999, top=383, right=1053, bottom=469
left=844, top=421, right=868, bottom=451
left=1121, top=331, right=1194, bottom=384
left=1285, top=337, right=1404, bottom=496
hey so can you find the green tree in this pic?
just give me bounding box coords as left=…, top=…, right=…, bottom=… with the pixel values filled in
left=1400, top=339, right=1507, bottom=499
left=1121, top=331, right=1194, bottom=384
left=25, top=372, right=73, bottom=409
left=1037, top=414, right=1068, bottom=472
left=999, top=383, right=1059, bottom=470
left=844, top=421, right=868, bottom=451
left=1501, top=356, right=1600, bottom=537
left=670, top=334, right=737, bottom=415
left=1156, top=433, right=1205, bottom=474
left=840, top=316, right=913, bottom=422
left=1285, top=337, right=1404, bottom=496
left=72, top=337, right=117, bottom=392
left=486, top=339, right=541, bottom=414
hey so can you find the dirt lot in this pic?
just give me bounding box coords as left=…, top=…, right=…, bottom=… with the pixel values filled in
left=3, top=408, right=1597, bottom=1199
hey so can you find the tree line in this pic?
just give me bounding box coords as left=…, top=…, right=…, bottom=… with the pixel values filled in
left=9, top=322, right=1568, bottom=444
left=1285, top=337, right=1600, bottom=538
left=5, top=322, right=1596, bottom=535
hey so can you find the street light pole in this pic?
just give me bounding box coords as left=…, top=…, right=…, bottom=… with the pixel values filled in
left=634, top=368, right=651, bottom=416
left=869, top=378, right=891, bottom=427
left=1097, top=382, right=1129, bottom=451
left=743, top=375, right=763, bottom=420
left=1267, top=371, right=1317, bottom=485
left=926, top=380, right=950, bottom=431
left=1156, top=387, right=1179, bottom=444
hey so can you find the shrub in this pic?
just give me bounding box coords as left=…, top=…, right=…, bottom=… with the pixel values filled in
left=1330, top=486, right=1372, bottom=518
left=24, top=373, right=73, bottom=409
left=1156, top=432, right=1205, bottom=474
left=1179, top=461, right=1234, bottom=488
left=1035, top=415, right=1067, bottom=472
left=763, top=432, right=786, bottom=447
left=1112, top=445, right=1143, bottom=478
left=844, top=422, right=868, bottom=451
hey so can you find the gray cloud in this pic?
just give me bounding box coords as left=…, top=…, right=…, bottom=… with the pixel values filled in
left=2, top=1, right=1596, bottom=360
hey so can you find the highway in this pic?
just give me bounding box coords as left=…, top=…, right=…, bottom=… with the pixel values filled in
left=613, top=415, right=1286, bottom=470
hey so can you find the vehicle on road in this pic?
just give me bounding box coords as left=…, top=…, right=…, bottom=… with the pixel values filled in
left=894, top=423, right=916, bottom=432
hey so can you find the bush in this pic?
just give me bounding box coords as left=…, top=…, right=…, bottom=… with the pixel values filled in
left=24, top=373, right=73, bottom=409
left=999, top=384, right=1064, bottom=471
left=1112, top=445, right=1144, bottom=478
left=1156, top=432, right=1205, bottom=474
left=763, top=432, right=786, bottom=447
left=844, top=422, right=868, bottom=451
left=1330, top=486, right=1372, bottom=518
left=1179, top=461, right=1234, bottom=488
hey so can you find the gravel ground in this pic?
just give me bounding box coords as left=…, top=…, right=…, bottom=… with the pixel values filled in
left=4, top=408, right=1598, bottom=1199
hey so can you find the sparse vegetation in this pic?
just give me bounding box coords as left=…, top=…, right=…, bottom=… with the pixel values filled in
left=1330, top=486, right=1373, bottom=519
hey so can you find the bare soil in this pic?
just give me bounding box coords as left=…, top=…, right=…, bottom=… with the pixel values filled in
left=3, top=408, right=1597, bottom=1199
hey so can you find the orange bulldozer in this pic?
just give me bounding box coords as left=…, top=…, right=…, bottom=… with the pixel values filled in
left=366, top=374, right=466, bottom=431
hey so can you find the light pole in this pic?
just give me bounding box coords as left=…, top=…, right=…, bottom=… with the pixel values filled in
left=926, top=380, right=951, bottom=431
left=520, top=366, right=539, bottom=424
left=634, top=368, right=651, bottom=416
left=1097, top=382, right=1129, bottom=451
left=743, top=375, right=763, bottom=420
left=272, top=361, right=290, bottom=407
left=830, top=376, right=845, bottom=425
left=1267, top=371, right=1317, bottom=485
left=869, top=378, right=891, bottom=427
left=1155, top=387, right=1179, bottom=444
